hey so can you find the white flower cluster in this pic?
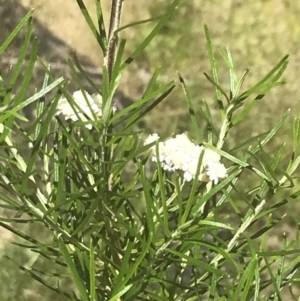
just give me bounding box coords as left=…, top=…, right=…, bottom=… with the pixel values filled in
left=145, top=133, right=227, bottom=184
left=56, top=90, right=116, bottom=129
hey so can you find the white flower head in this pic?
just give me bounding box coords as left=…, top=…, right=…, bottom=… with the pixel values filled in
left=146, top=132, right=228, bottom=184
left=200, top=161, right=228, bottom=184
left=56, top=90, right=117, bottom=129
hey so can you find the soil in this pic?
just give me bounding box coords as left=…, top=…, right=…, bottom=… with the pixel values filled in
left=20, top=0, right=103, bottom=66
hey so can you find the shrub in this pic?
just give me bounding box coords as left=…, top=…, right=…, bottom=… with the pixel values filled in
left=0, top=1, right=300, bottom=300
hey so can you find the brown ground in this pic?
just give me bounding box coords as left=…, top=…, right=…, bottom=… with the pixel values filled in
left=20, top=0, right=102, bottom=65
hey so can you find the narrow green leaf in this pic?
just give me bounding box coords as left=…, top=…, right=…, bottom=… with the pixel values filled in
left=4, top=16, right=34, bottom=106
left=111, top=81, right=175, bottom=125
left=95, top=0, right=107, bottom=49
left=203, top=72, right=230, bottom=104
left=34, top=67, right=49, bottom=139
left=143, top=66, right=161, bottom=96
left=112, top=239, right=134, bottom=294
left=178, top=72, right=202, bottom=143
left=155, top=142, right=171, bottom=237
left=75, top=0, right=106, bottom=52
left=204, top=24, right=225, bottom=119
left=232, top=69, right=249, bottom=101
left=232, top=82, right=285, bottom=125
left=121, top=0, right=182, bottom=69
left=293, top=116, right=300, bottom=155
left=89, top=239, right=96, bottom=301
left=208, top=262, right=220, bottom=301
left=192, top=171, right=240, bottom=216
left=109, top=284, right=133, bottom=301
left=239, top=256, right=258, bottom=301
left=0, top=9, right=34, bottom=54
left=239, top=55, right=289, bottom=100
left=58, top=239, right=89, bottom=301
left=120, top=83, right=175, bottom=130
left=111, top=39, right=126, bottom=85
left=165, top=247, right=224, bottom=276
left=180, top=151, right=205, bottom=225
left=220, top=47, right=238, bottom=96
left=0, top=77, right=64, bottom=123
left=243, top=110, right=290, bottom=161
left=69, top=53, right=101, bottom=94
left=117, top=15, right=162, bottom=33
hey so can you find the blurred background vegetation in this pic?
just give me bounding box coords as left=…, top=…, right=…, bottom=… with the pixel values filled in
left=1, top=0, right=300, bottom=299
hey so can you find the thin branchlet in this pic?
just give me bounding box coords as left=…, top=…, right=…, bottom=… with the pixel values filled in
left=105, top=0, right=124, bottom=81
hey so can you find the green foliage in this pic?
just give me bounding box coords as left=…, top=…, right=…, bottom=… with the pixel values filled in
left=0, top=0, right=300, bottom=300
